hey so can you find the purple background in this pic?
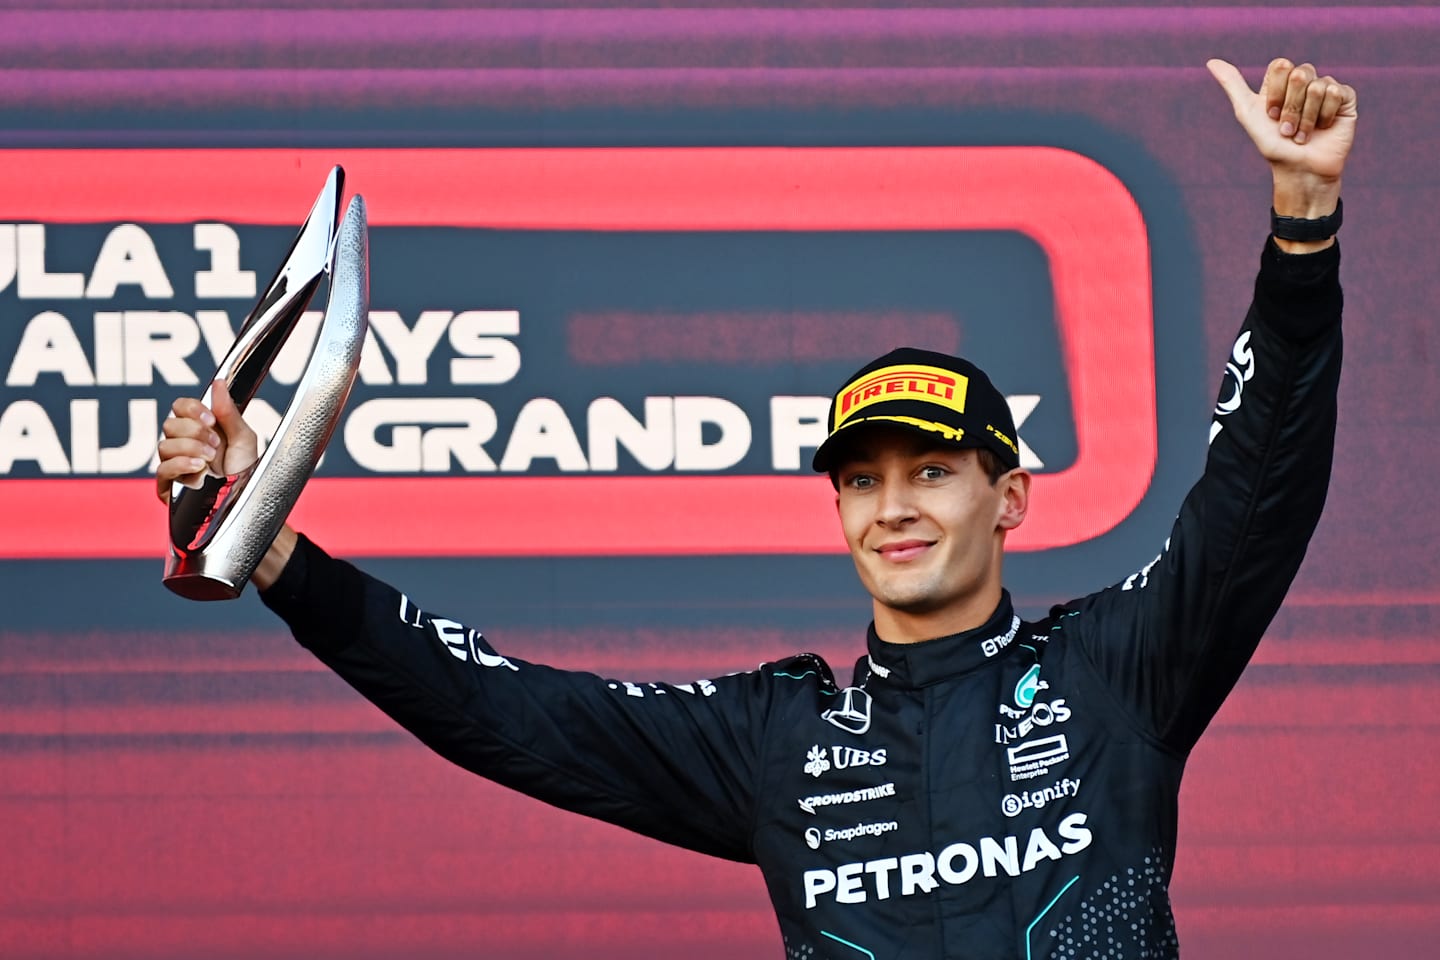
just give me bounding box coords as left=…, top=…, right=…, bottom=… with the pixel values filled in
left=1, top=2, right=1437, bottom=958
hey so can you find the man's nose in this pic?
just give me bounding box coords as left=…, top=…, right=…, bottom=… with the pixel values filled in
left=875, top=478, right=919, bottom=525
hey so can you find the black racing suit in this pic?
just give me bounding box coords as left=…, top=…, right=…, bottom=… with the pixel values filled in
left=261, top=239, right=1342, bottom=959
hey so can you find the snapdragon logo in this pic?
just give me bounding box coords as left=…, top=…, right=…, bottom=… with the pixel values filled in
left=804, top=820, right=899, bottom=849
left=826, top=820, right=899, bottom=844
left=803, top=813, right=1093, bottom=909
left=1001, top=778, right=1081, bottom=817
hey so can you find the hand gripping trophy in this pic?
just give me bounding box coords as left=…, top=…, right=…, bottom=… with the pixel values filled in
left=163, top=167, right=368, bottom=600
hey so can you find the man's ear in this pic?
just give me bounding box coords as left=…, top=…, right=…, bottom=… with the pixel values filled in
left=996, top=469, right=1032, bottom=531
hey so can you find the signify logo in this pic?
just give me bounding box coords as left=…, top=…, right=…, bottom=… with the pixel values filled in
left=1001, top=778, right=1081, bottom=817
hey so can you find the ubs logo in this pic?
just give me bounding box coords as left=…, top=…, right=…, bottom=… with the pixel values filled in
left=804, top=744, right=889, bottom=778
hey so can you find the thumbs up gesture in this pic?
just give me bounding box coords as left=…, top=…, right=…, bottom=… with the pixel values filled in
left=1208, top=57, right=1356, bottom=236
left=1207, top=57, right=1357, bottom=182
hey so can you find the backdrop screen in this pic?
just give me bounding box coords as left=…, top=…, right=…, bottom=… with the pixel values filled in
left=1, top=2, right=1436, bottom=958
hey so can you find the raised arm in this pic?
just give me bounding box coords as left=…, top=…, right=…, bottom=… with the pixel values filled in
left=1064, top=58, right=1355, bottom=752
left=259, top=536, right=778, bottom=860
left=156, top=387, right=779, bottom=861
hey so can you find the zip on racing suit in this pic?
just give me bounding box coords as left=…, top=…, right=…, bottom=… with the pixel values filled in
left=260, top=238, right=1342, bottom=959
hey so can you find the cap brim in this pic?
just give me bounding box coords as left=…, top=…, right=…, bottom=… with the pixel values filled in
left=811, top=416, right=976, bottom=473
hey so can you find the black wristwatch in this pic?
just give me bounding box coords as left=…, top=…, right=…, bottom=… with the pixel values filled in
left=1271, top=198, right=1342, bottom=242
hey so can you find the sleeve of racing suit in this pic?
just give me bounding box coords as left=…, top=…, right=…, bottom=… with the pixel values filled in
left=1065, top=237, right=1342, bottom=753
left=260, top=535, right=771, bottom=863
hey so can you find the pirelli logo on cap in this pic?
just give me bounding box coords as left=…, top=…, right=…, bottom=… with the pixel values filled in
left=834, top=364, right=970, bottom=431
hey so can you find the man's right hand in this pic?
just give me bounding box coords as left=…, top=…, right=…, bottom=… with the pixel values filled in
left=155, top=380, right=259, bottom=505
left=156, top=381, right=298, bottom=590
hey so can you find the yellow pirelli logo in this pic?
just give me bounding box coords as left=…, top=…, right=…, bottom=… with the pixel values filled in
left=835, top=364, right=969, bottom=430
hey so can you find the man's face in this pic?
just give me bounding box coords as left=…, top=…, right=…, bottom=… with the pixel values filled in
left=834, top=427, right=1014, bottom=633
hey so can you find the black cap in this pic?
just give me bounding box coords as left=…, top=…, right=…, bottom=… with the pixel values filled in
left=810, top=347, right=1020, bottom=473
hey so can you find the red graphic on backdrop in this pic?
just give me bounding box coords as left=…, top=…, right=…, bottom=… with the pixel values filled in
left=0, top=146, right=1154, bottom=558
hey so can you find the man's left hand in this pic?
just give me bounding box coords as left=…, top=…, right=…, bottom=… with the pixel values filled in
left=1208, top=57, right=1357, bottom=244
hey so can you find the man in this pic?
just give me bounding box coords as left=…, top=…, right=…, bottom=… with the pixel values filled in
left=156, top=57, right=1354, bottom=958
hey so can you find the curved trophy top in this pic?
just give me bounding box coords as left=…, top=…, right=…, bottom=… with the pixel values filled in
left=165, top=168, right=368, bottom=601
left=210, top=165, right=345, bottom=409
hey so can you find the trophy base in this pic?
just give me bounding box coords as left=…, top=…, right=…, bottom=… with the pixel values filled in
left=162, top=569, right=246, bottom=602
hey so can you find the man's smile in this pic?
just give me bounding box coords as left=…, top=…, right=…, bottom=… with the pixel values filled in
left=875, top=539, right=935, bottom=563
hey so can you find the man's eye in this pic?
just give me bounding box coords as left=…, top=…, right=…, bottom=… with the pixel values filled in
left=848, top=474, right=876, bottom=489
left=920, top=466, right=949, bottom=480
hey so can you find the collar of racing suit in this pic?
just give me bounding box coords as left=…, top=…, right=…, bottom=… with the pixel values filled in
left=863, top=591, right=1026, bottom=688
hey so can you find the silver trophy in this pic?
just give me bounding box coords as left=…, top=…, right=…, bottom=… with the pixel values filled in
left=164, top=166, right=369, bottom=600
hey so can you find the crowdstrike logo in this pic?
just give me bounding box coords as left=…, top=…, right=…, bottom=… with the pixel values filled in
left=802, top=813, right=1094, bottom=909
left=798, top=782, right=897, bottom=815
left=1001, top=778, right=1082, bottom=817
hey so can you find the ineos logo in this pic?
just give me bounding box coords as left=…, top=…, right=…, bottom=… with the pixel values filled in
left=994, top=699, right=1072, bottom=745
